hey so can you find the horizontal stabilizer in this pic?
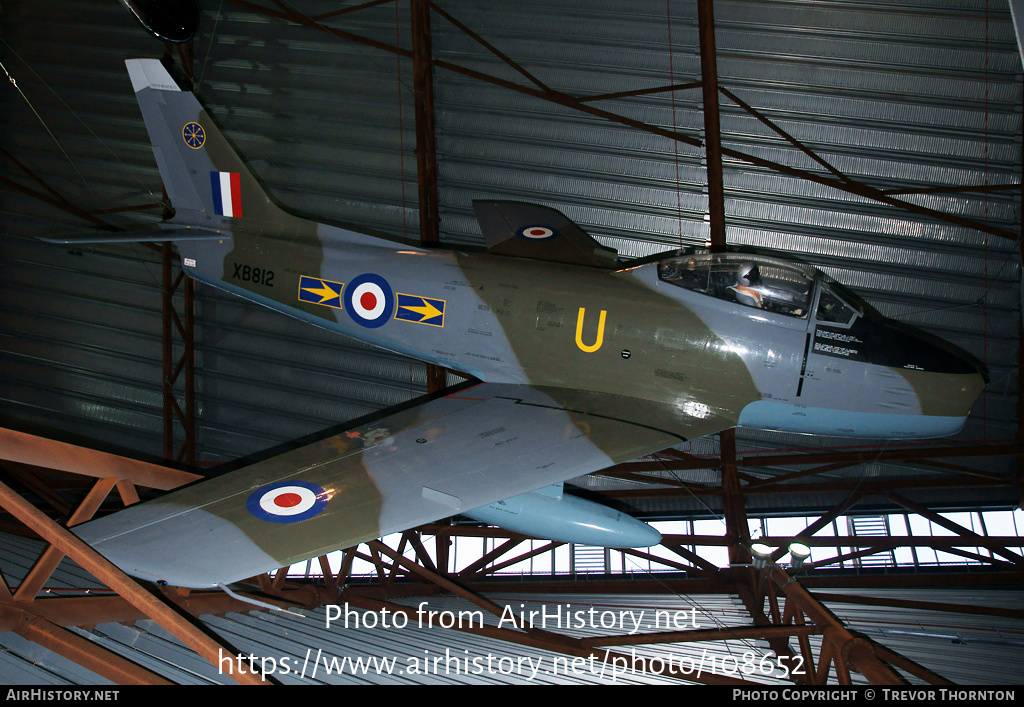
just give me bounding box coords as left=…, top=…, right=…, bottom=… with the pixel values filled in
left=473, top=200, right=619, bottom=269
left=39, top=226, right=227, bottom=244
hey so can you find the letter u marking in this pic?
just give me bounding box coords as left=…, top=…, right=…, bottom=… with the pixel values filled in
left=575, top=307, right=606, bottom=353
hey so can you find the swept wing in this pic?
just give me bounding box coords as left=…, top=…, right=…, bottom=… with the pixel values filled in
left=74, top=382, right=726, bottom=588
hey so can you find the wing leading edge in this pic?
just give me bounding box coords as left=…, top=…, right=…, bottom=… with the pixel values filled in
left=74, top=383, right=727, bottom=588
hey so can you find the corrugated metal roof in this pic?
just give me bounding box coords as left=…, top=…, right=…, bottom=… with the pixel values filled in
left=1, top=0, right=1022, bottom=684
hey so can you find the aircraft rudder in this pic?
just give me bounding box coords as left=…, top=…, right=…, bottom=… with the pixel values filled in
left=126, top=58, right=289, bottom=230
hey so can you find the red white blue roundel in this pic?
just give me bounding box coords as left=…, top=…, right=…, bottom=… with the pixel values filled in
left=247, top=481, right=329, bottom=523
left=344, top=273, right=395, bottom=328
left=516, top=225, right=559, bottom=240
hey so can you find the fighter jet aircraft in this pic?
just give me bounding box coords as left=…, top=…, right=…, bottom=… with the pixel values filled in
left=62, top=59, right=986, bottom=589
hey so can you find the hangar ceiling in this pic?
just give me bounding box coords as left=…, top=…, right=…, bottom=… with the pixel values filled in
left=0, top=0, right=1022, bottom=686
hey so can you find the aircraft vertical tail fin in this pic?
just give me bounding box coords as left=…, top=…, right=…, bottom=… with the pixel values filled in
left=126, top=58, right=296, bottom=231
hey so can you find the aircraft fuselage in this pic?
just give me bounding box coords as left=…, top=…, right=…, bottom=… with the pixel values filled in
left=179, top=226, right=985, bottom=442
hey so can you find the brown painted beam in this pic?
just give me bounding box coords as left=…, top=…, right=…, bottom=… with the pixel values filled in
left=342, top=593, right=757, bottom=685
left=1018, top=320, right=1024, bottom=506
left=422, top=526, right=1024, bottom=551
left=0, top=169, right=117, bottom=232
left=0, top=462, right=76, bottom=517
left=743, top=461, right=858, bottom=490
left=0, top=478, right=266, bottom=685
left=744, top=442, right=1024, bottom=469
left=889, top=493, right=1024, bottom=565
left=313, top=0, right=395, bottom=21
left=914, top=458, right=1010, bottom=483
left=600, top=474, right=1015, bottom=502
left=161, top=243, right=197, bottom=466
left=412, top=0, right=440, bottom=246
left=804, top=545, right=897, bottom=571
left=767, top=567, right=902, bottom=684
left=788, top=606, right=819, bottom=683
left=719, top=429, right=751, bottom=565
left=938, top=546, right=1017, bottom=568
left=225, top=0, right=414, bottom=58
left=427, top=0, right=548, bottom=92
left=406, top=532, right=439, bottom=574
left=220, top=0, right=1015, bottom=242
left=872, top=644, right=953, bottom=686
left=116, top=478, right=141, bottom=506
left=660, top=534, right=1024, bottom=550
left=227, top=0, right=703, bottom=150
left=0, top=588, right=301, bottom=633
left=735, top=577, right=808, bottom=683
left=457, top=537, right=524, bottom=578
left=15, top=614, right=171, bottom=685
left=367, top=539, right=519, bottom=624
left=719, top=86, right=851, bottom=185
left=698, top=0, right=726, bottom=250
left=409, top=1, right=450, bottom=395
left=343, top=565, right=1024, bottom=598
left=884, top=182, right=1020, bottom=196
left=469, top=540, right=563, bottom=577
left=812, top=592, right=1024, bottom=620
left=605, top=441, right=1024, bottom=474
left=580, top=623, right=821, bottom=649
left=578, top=80, right=704, bottom=103
left=338, top=547, right=357, bottom=583
left=660, top=543, right=720, bottom=576
left=779, top=492, right=863, bottom=550
left=718, top=142, right=1017, bottom=241
left=14, top=476, right=119, bottom=603
left=620, top=547, right=699, bottom=574
left=0, top=428, right=200, bottom=490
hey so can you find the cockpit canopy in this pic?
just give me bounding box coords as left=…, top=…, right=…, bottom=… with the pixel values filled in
left=658, top=252, right=817, bottom=319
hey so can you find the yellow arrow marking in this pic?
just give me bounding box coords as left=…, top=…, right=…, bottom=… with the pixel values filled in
left=301, top=282, right=341, bottom=303
left=401, top=299, right=443, bottom=321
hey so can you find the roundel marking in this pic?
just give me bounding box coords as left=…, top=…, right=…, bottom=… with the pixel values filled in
left=246, top=481, right=329, bottom=523
left=344, top=273, right=395, bottom=328
left=182, top=122, right=206, bottom=149
left=516, top=225, right=559, bottom=240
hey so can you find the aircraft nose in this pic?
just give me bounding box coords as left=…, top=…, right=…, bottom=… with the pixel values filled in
left=914, top=368, right=986, bottom=438
left=889, top=336, right=987, bottom=420
left=929, top=364, right=987, bottom=417
left=975, top=359, right=990, bottom=385
left=862, top=317, right=986, bottom=425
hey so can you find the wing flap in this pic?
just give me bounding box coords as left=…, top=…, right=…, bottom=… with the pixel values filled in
left=75, top=383, right=724, bottom=588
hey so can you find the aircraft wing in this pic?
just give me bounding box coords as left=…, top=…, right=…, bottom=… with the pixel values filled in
left=73, top=382, right=728, bottom=588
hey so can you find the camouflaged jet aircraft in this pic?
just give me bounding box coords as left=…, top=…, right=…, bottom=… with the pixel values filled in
left=64, top=59, right=986, bottom=589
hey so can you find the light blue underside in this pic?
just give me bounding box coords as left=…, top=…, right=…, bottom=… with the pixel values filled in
left=738, top=400, right=967, bottom=439
left=465, top=491, right=662, bottom=548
